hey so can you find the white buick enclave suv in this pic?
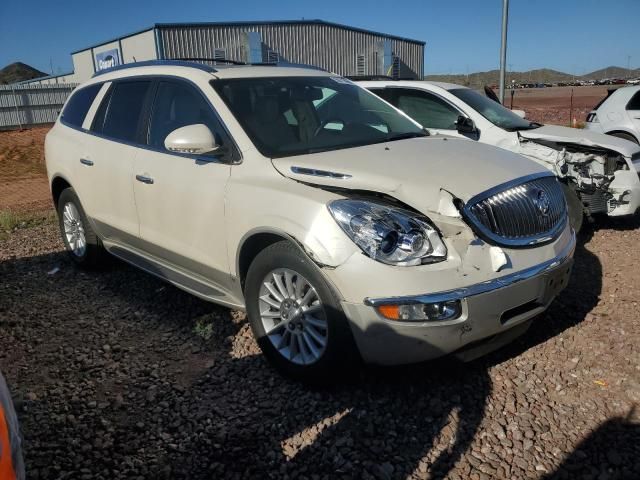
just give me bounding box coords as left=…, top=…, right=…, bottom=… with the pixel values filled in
left=45, top=61, right=575, bottom=381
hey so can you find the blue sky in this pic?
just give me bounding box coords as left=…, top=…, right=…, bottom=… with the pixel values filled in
left=1, top=0, right=638, bottom=76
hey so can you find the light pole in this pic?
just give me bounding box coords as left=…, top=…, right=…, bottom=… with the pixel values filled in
left=499, top=0, right=509, bottom=104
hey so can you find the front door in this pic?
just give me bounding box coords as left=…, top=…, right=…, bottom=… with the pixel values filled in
left=132, top=79, right=234, bottom=286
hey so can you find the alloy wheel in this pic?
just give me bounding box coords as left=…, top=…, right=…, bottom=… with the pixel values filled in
left=258, top=268, right=328, bottom=365
left=62, top=202, right=86, bottom=257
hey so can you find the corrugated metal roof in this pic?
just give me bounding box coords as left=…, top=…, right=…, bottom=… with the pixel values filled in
left=155, top=20, right=425, bottom=45
left=70, top=20, right=425, bottom=55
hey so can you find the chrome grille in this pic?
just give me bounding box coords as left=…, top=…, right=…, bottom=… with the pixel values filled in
left=464, top=174, right=567, bottom=247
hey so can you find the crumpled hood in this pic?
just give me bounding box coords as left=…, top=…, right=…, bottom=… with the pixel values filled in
left=272, top=137, right=548, bottom=215
left=519, top=124, right=640, bottom=158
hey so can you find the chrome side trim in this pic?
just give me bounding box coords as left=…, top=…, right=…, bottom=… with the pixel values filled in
left=364, top=230, right=575, bottom=307
left=104, top=242, right=245, bottom=310
left=290, top=166, right=352, bottom=179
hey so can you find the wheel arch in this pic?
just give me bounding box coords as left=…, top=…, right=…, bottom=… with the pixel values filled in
left=236, top=228, right=333, bottom=294
left=51, top=175, right=73, bottom=208
left=606, top=129, right=639, bottom=144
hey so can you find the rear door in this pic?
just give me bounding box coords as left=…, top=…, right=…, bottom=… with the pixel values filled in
left=83, top=80, right=154, bottom=243
left=56, top=82, right=104, bottom=213
left=132, top=78, right=235, bottom=284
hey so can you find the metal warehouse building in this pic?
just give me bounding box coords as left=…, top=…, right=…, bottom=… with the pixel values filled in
left=24, top=20, right=425, bottom=85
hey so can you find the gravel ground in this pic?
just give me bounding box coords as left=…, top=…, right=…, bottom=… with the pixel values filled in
left=0, top=217, right=639, bottom=480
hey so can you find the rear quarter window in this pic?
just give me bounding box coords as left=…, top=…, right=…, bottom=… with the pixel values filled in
left=626, top=91, right=640, bottom=110
left=60, top=84, right=102, bottom=128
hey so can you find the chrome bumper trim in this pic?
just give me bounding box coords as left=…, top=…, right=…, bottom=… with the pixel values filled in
left=364, top=230, right=576, bottom=307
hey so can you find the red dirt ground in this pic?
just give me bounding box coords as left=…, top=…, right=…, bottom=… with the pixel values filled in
left=0, top=126, right=51, bottom=212
left=504, top=85, right=621, bottom=126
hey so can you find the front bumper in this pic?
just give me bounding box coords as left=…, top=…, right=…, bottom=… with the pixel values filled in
left=340, top=233, right=576, bottom=366
left=607, top=169, right=640, bottom=216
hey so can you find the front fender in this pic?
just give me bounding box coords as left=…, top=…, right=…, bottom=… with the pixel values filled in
left=225, top=177, right=359, bottom=278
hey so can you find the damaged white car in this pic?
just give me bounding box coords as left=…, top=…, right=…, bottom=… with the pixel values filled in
left=362, top=80, right=640, bottom=230
left=46, top=63, right=575, bottom=382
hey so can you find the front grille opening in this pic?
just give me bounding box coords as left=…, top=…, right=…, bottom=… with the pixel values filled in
left=465, top=175, right=567, bottom=247
left=500, top=299, right=542, bottom=325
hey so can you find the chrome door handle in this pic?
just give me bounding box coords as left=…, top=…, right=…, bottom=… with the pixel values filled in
left=80, top=158, right=94, bottom=166
left=135, top=174, right=154, bottom=184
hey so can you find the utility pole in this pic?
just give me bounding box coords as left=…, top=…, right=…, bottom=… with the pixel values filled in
left=499, top=0, right=509, bottom=104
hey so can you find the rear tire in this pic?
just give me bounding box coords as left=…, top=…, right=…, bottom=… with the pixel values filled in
left=609, top=131, right=639, bottom=145
left=57, top=188, right=105, bottom=268
left=245, top=240, right=358, bottom=383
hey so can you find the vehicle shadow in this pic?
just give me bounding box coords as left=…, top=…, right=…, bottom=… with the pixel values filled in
left=165, top=342, right=493, bottom=479
left=585, top=212, right=640, bottom=237
left=0, top=228, right=603, bottom=479
left=164, top=235, right=604, bottom=478
left=2, top=250, right=490, bottom=478
left=542, top=406, right=640, bottom=480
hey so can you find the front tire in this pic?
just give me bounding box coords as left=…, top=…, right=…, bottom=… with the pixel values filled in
left=57, top=188, right=105, bottom=268
left=561, top=182, right=584, bottom=233
left=245, top=241, right=358, bottom=383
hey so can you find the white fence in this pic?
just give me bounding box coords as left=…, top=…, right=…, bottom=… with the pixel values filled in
left=0, top=83, right=77, bottom=130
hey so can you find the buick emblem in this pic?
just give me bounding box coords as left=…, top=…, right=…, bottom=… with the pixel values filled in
left=532, top=188, right=550, bottom=216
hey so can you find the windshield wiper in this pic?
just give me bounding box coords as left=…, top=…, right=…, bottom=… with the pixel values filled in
left=509, top=122, right=543, bottom=132
left=384, top=132, right=428, bottom=142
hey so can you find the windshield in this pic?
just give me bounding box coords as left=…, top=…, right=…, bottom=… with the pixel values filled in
left=212, top=76, right=425, bottom=158
left=449, top=88, right=540, bottom=131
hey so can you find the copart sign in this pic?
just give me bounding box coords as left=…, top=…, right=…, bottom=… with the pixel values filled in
left=95, top=49, right=121, bottom=71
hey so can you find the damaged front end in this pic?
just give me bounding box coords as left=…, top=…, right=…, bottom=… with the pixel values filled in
left=516, top=136, right=640, bottom=217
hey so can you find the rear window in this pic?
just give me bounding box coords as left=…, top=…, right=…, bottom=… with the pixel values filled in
left=92, top=81, right=152, bottom=143
left=593, top=89, right=616, bottom=110
left=627, top=91, right=640, bottom=110
left=60, top=84, right=102, bottom=128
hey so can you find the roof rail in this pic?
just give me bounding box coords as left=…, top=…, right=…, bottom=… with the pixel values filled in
left=175, top=57, right=329, bottom=72
left=92, top=59, right=217, bottom=78
left=176, top=57, right=247, bottom=65
left=91, top=58, right=330, bottom=79
left=346, top=75, right=395, bottom=81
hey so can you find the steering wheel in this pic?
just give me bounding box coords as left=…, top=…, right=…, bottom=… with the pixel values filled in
left=313, top=118, right=346, bottom=137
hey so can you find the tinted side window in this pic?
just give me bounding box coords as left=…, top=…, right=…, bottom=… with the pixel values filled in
left=148, top=81, right=224, bottom=154
left=60, top=84, right=102, bottom=128
left=368, top=88, right=394, bottom=103
left=627, top=91, right=640, bottom=110
left=395, top=90, right=460, bottom=130
left=99, top=81, right=152, bottom=142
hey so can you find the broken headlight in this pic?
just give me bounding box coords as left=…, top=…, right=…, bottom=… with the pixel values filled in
left=328, top=199, right=447, bottom=266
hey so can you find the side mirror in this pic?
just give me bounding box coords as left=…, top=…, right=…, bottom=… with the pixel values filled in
left=455, top=115, right=476, bottom=134
left=164, top=124, right=219, bottom=155
left=512, top=109, right=526, bottom=119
